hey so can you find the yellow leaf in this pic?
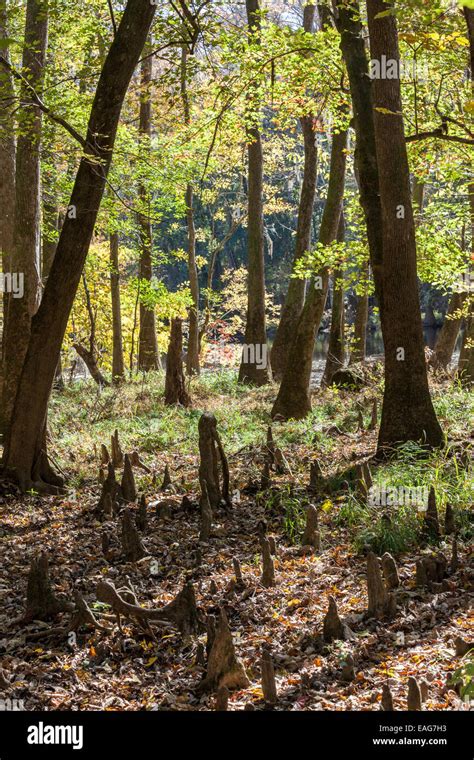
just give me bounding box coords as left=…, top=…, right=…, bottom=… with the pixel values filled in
left=399, top=32, right=417, bottom=44
left=375, top=107, right=402, bottom=116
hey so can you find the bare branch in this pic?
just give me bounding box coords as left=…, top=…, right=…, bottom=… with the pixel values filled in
left=406, top=129, right=474, bottom=146
left=107, top=0, right=117, bottom=36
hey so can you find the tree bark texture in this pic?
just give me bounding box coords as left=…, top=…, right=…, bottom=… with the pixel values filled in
left=2, top=0, right=48, bottom=437
left=109, top=232, right=125, bottom=382
left=322, top=212, right=346, bottom=386
left=238, top=0, right=271, bottom=386
left=270, top=3, right=318, bottom=380
left=137, top=49, right=159, bottom=372
left=271, top=127, right=348, bottom=419
left=366, top=0, right=443, bottom=450
left=2, top=0, right=156, bottom=489
left=181, top=47, right=200, bottom=376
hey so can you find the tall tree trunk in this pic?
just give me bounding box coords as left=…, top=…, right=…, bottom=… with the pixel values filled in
left=0, top=0, right=16, bottom=430
left=457, top=8, right=474, bottom=386
left=271, top=127, right=348, bottom=419
left=185, top=181, right=200, bottom=376
left=137, top=50, right=160, bottom=372
left=2, top=0, right=48, bottom=437
left=349, top=149, right=369, bottom=366
left=2, top=0, right=156, bottom=490
left=366, top=0, right=442, bottom=450
left=349, top=260, right=369, bottom=365
left=181, top=47, right=200, bottom=376
left=238, top=0, right=270, bottom=386
left=42, top=186, right=64, bottom=390
left=335, top=0, right=384, bottom=305
left=109, top=232, right=125, bottom=383
left=270, top=3, right=318, bottom=380
left=457, top=181, right=474, bottom=386
left=322, top=213, right=346, bottom=386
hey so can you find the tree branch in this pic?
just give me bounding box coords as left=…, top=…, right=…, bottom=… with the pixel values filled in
left=406, top=129, right=474, bottom=146
left=107, top=0, right=117, bottom=36
left=0, top=55, right=86, bottom=149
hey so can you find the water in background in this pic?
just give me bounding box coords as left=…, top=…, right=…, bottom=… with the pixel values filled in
left=313, top=325, right=445, bottom=363
left=310, top=325, right=458, bottom=387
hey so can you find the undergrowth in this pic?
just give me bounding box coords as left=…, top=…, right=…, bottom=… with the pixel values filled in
left=48, top=370, right=473, bottom=556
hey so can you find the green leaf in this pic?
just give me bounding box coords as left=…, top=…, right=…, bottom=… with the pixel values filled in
left=0, top=37, right=15, bottom=49
left=374, top=9, right=396, bottom=18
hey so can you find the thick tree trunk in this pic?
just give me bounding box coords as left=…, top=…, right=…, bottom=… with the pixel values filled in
left=366, top=0, right=442, bottom=451
left=271, top=128, right=348, bottom=419
left=0, top=0, right=16, bottom=431
left=109, top=232, right=125, bottom=383
left=2, top=0, right=156, bottom=490
left=270, top=4, right=318, bottom=380
left=42, top=194, right=65, bottom=391
left=457, top=10, right=474, bottom=386
left=335, top=0, right=384, bottom=304
left=457, top=182, right=474, bottom=385
left=322, top=213, right=346, bottom=386
left=270, top=115, right=317, bottom=381
left=238, top=0, right=270, bottom=386
left=2, top=0, right=47, bottom=437
left=181, top=47, right=200, bottom=376
left=336, top=2, right=380, bottom=367
left=429, top=291, right=467, bottom=371
left=349, top=261, right=369, bottom=365
left=137, top=50, right=160, bottom=372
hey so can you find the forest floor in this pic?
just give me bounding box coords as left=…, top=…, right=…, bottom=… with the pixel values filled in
left=0, top=367, right=472, bottom=711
